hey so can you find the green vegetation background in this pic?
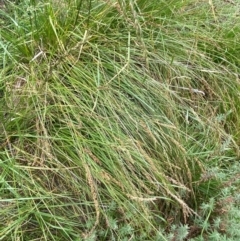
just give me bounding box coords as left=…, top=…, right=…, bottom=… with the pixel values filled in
left=0, top=0, right=240, bottom=240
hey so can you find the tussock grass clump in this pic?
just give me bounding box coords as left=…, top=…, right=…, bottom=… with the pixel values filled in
left=0, top=0, right=240, bottom=240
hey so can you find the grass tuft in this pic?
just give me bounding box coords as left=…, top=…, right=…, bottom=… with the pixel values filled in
left=0, top=0, right=240, bottom=240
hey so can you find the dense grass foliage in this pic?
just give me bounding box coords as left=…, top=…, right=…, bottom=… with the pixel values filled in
left=0, top=0, right=240, bottom=240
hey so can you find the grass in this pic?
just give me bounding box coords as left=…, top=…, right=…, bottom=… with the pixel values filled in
left=0, top=0, right=240, bottom=240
